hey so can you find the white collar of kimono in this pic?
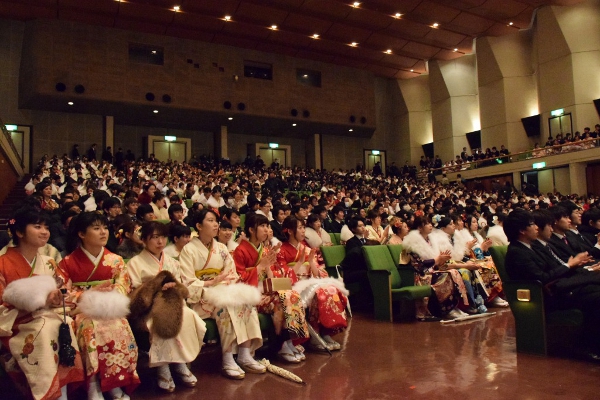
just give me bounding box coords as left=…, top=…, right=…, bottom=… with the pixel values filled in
left=80, top=246, right=104, bottom=266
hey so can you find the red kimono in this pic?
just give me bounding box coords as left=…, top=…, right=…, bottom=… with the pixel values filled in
left=233, top=240, right=308, bottom=341
left=0, top=248, right=84, bottom=400
left=277, top=242, right=348, bottom=336
left=58, top=248, right=140, bottom=394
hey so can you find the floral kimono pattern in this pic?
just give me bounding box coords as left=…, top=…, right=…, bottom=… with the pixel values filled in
left=0, top=248, right=84, bottom=400
left=126, top=250, right=205, bottom=367
left=59, top=247, right=140, bottom=394
left=277, top=242, right=348, bottom=336
left=179, top=238, right=262, bottom=354
left=233, top=240, right=309, bottom=341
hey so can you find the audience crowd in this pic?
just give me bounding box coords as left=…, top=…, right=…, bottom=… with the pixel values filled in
left=2, top=144, right=600, bottom=399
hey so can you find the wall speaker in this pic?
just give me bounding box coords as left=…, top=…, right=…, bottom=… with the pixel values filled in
left=291, top=109, right=298, bottom=117
left=74, top=84, right=85, bottom=94
left=422, top=142, right=434, bottom=159
left=466, top=130, right=482, bottom=149
left=55, top=82, right=66, bottom=92
left=349, top=115, right=356, bottom=123
left=223, top=101, right=232, bottom=109
left=521, top=114, right=541, bottom=137
left=162, top=94, right=171, bottom=103
left=145, top=92, right=155, bottom=101
left=302, top=110, right=310, bottom=118
left=594, top=98, right=600, bottom=118
left=237, top=102, right=246, bottom=111
left=360, top=117, right=366, bottom=124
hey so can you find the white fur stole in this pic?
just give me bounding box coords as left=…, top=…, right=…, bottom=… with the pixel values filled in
left=402, top=230, right=439, bottom=260
left=429, top=230, right=469, bottom=262
left=293, top=277, right=349, bottom=306
left=2, top=275, right=57, bottom=313
left=77, top=290, right=131, bottom=320
left=202, top=283, right=262, bottom=309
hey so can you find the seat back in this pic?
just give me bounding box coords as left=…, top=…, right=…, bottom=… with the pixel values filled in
left=156, top=219, right=170, bottom=224
left=489, top=246, right=509, bottom=282
left=329, top=233, right=339, bottom=245
left=321, top=245, right=346, bottom=268
left=362, top=245, right=401, bottom=289
left=184, top=199, right=194, bottom=208
left=386, top=244, right=413, bottom=286
left=333, top=233, right=341, bottom=245
left=239, top=213, right=246, bottom=229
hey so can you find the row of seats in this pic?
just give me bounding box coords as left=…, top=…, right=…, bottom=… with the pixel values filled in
left=321, top=244, right=432, bottom=322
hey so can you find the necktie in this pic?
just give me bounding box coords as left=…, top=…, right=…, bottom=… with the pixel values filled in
left=562, top=236, right=569, bottom=246
left=545, top=244, right=567, bottom=268
left=361, top=238, right=366, bottom=245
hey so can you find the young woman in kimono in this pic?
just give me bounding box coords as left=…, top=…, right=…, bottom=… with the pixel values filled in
left=402, top=216, right=470, bottom=320
left=58, top=212, right=140, bottom=400
left=233, top=213, right=310, bottom=364
left=463, top=214, right=507, bottom=308
left=276, top=216, right=348, bottom=352
left=0, top=207, right=84, bottom=400
left=178, top=210, right=265, bottom=380
left=126, top=221, right=205, bottom=392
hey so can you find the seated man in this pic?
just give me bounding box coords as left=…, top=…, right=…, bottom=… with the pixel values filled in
left=504, top=209, right=600, bottom=360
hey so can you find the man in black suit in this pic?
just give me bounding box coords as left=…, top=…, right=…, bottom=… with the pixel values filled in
left=340, top=218, right=370, bottom=299
left=550, top=206, right=600, bottom=261
left=558, top=201, right=600, bottom=258
left=328, top=206, right=346, bottom=234
left=270, top=204, right=286, bottom=242
left=504, top=210, right=600, bottom=359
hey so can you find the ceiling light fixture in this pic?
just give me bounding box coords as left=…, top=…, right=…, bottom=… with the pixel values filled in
left=153, top=110, right=159, bottom=113
left=350, top=42, right=358, bottom=47
left=228, top=117, right=233, bottom=120
left=410, top=69, right=414, bottom=72
left=292, top=123, right=297, bottom=126
left=349, top=129, right=353, bottom=132
left=385, top=49, right=392, bottom=54
left=352, top=2, right=360, bottom=7
left=453, top=48, right=458, bottom=52
left=509, top=22, right=514, bottom=26
left=224, top=15, right=231, bottom=21
left=312, top=33, right=319, bottom=39
left=394, top=13, right=402, bottom=18
left=173, top=5, right=180, bottom=12
left=68, top=102, right=74, bottom=105
left=432, top=23, right=439, bottom=28
left=270, top=25, right=277, bottom=30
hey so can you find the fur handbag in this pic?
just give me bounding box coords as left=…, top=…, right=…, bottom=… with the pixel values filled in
left=129, top=270, right=189, bottom=339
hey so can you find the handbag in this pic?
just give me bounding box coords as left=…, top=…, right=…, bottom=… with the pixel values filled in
left=262, top=277, right=293, bottom=293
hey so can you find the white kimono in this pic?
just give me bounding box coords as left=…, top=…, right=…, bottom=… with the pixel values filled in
left=127, top=250, right=206, bottom=367
left=179, top=238, right=262, bottom=354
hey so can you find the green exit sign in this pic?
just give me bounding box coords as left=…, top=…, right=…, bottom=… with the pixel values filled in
left=550, top=109, right=564, bottom=117
left=532, top=162, right=546, bottom=169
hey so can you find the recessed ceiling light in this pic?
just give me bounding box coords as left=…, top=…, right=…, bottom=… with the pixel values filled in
left=352, top=2, right=360, bottom=7
left=67, top=101, right=74, bottom=105
left=410, top=69, right=414, bottom=72
left=349, top=129, right=353, bottom=132
left=432, top=23, right=439, bottom=28
left=453, top=48, right=458, bottom=52
left=509, top=22, right=514, bottom=26
left=312, top=33, right=319, bottom=39
left=228, top=117, right=233, bottom=120
left=303, top=74, right=308, bottom=78
left=350, top=42, right=358, bottom=47
left=224, top=15, right=231, bottom=21
left=173, top=5, right=180, bottom=12
left=385, top=49, right=392, bottom=54
left=151, top=50, right=157, bottom=54
left=394, top=13, right=402, bottom=18
left=292, top=123, right=297, bottom=126
left=270, top=25, right=277, bottom=30
left=153, top=110, right=159, bottom=113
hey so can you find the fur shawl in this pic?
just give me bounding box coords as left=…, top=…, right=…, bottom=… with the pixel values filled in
left=402, top=230, right=440, bottom=260
left=78, top=290, right=130, bottom=320
left=129, top=270, right=189, bottom=339
left=429, top=230, right=470, bottom=261
left=202, top=283, right=261, bottom=309
left=2, top=275, right=57, bottom=313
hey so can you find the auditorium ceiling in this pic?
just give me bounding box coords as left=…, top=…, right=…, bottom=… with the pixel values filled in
left=0, top=0, right=585, bottom=79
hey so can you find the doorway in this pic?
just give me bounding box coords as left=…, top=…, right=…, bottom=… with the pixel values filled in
left=364, top=149, right=386, bottom=176
left=258, top=148, right=287, bottom=168
left=549, top=113, right=573, bottom=138
left=153, top=141, right=187, bottom=163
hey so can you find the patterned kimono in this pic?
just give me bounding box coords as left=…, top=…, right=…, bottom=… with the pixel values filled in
left=0, top=248, right=84, bottom=400
left=126, top=250, right=206, bottom=367
left=58, top=247, right=140, bottom=393
left=179, top=238, right=262, bottom=354
left=277, top=242, right=348, bottom=337
left=233, top=240, right=309, bottom=341
left=463, top=232, right=503, bottom=302
left=402, top=230, right=469, bottom=318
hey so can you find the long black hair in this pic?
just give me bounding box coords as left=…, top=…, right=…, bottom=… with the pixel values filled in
left=66, top=211, right=109, bottom=253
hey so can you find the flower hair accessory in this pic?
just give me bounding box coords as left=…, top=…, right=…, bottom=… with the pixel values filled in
left=8, top=219, right=15, bottom=225
left=492, top=215, right=498, bottom=225
left=432, top=214, right=443, bottom=228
